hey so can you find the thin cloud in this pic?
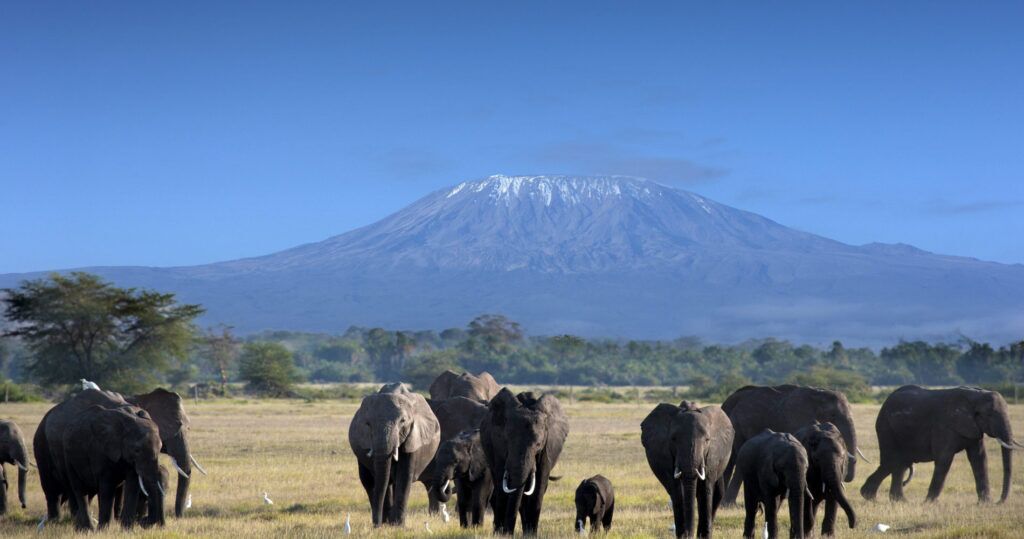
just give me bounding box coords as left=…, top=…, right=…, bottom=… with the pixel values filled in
left=927, top=198, right=1024, bottom=215
left=530, top=140, right=728, bottom=185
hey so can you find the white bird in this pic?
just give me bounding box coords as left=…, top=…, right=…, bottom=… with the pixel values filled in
left=440, top=503, right=450, bottom=523
left=37, top=515, right=47, bottom=531
left=577, top=518, right=587, bottom=535
left=875, top=523, right=891, bottom=533
left=762, top=522, right=769, bottom=539
left=185, top=494, right=192, bottom=509
left=343, top=513, right=351, bottom=534
left=81, top=379, right=100, bottom=391
left=262, top=491, right=274, bottom=505
left=424, top=521, right=433, bottom=534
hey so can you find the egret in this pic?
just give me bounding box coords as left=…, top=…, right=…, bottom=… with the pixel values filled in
left=81, top=379, right=100, bottom=391
left=186, top=494, right=192, bottom=509
left=876, top=523, right=891, bottom=533
left=440, top=503, right=450, bottom=523
left=424, top=521, right=433, bottom=534
left=343, top=513, right=351, bottom=534
left=263, top=491, right=274, bottom=505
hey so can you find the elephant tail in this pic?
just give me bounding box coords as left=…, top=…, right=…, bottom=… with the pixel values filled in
left=902, top=464, right=914, bottom=487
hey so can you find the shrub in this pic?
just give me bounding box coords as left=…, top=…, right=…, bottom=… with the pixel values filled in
left=789, top=366, right=872, bottom=402
left=238, top=342, right=300, bottom=397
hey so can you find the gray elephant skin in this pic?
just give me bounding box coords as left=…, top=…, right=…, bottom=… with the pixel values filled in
left=642, top=401, right=734, bottom=539
left=860, top=385, right=1022, bottom=503
left=348, top=383, right=440, bottom=526
left=62, top=403, right=166, bottom=530
left=422, top=396, right=488, bottom=513
left=481, top=388, right=569, bottom=535
left=429, top=370, right=500, bottom=402
left=434, top=429, right=493, bottom=527
left=795, top=422, right=856, bottom=536
left=737, top=430, right=810, bottom=539
left=574, top=474, right=614, bottom=534
left=0, top=419, right=30, bottom=515
left=128, top=387, right=206, bottom=517
left=722, top=385, right=861, bottom=506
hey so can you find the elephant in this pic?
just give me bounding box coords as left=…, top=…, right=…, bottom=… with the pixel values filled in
left=795, top=422, right=856, bottom=536
left=429, top=370, right=500, bottom=402
left=434, top=429, right=493, bottom=527
left=0, top=419, right=30, bottom=515
left=62, top=404, right=166, bottom=530
left=722, top=385, right=863, bottom=506
left=736, top=429, right=810, bottom=539
left=35, top=388, right=135, bottom=521
left=860, top=385, right=1023, bottom=503
left=348, top=382, right=441, bottom=526
left=421, top=396, right=488, bottom=513
left=642, top=401, right=734, bottom=539
left=480, top=388, right=569, bottom=535
left=128, top=387, right=207, bottom=517
left=574, top=474, right=614, bottom=534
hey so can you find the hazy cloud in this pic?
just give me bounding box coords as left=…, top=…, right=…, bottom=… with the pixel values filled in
left=530, top=140, right=728, bottom=185
left=926, top=198, right=1024, bottom=215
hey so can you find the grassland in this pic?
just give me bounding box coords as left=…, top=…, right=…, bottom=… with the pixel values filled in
left=2, top=396, right=1023, bottom=537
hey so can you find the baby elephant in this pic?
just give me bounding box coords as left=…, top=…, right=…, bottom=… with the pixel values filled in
left=795, top=422, right=856, bottom=536
left=737, top=430, right=810, bottom=539
left=575, top=474, right=614, bottom=533
left=434, top=429, right=493, bottom=527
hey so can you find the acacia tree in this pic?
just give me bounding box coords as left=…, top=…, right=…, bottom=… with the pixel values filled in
left=2, top=272, right=204, bottom=391
left=202, top=325, right=239, bottom=395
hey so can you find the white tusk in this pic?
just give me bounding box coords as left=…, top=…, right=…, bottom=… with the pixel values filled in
left=502, top=471, right=516, bottom=494
left=189, top=455, right=208, bottom=476
left=805, top=487, right=814, bottom=501
left=523, top=472, right=537, bottom=496
left=157, top=480, right=166, bottom=496
left=696, top=466, right=706, bottom=481
left=998, top=439, right=1018, bottom=450
left=15, top=460, right=28, bottom=471
left=856, top=447, right=872, bottom=463
left=393, top=447, right=400, bottom=461
left=445, top=479, right=453, bottom=493
left=673, top=467, right=683, bottom=479
left=367, top=449, right=373, bottom=458
left=138, top=476, right=149, bottom=497
left=170, top=457, right=190, bottom=478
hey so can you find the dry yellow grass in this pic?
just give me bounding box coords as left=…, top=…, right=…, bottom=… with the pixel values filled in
left=1, top=397, right=1023, bottom=537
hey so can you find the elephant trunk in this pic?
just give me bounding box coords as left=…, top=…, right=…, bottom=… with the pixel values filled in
left=787, top=477, right=806, bottom=539
left=827, top=466, right=856, bottom=528
left=502, top=482, right=525, bottom=533
left=371, top=456, right=392, bottom=526
left=999, top=444, right=1012, bottom=503
left=17, top=466, right=27, bottom=509
left=137, top=464, right=166, bottom=528
left=835, top=415, right=858, bottom=482
left=680, top=477, right=697, bottom=538
left=165, top=435, right=192, bottom=517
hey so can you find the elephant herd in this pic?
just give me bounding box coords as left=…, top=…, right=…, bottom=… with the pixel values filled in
left=0, top=374, right=1020, bottom=537
left=0, top=386, right=206, bottom=531
left=348, top=377, right=1022, bottom=538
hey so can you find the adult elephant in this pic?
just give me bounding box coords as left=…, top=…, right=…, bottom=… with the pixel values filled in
left=736, top=430, right=810, bottom=539
left=128, top=388, right=207, bottom=517
left=35, top=388, right=136, bottom=521
left=722, top=385, right=863, bottom=506
left=860, top=385, right=1022, bottom=503
left=348, top=383, right=440, bottom=527
left=62, top=405, right=166, bottom=530
left=421, top=396, right=488, bottom=512
left=795, top=422, right=856, bottom=536
left=0, top=419, right=30, bottom=514
left=480, top=388, right=569, bottom=535
left=642, top=401, right=734, bottom=539
left=429, top=370, right=500, bottom=402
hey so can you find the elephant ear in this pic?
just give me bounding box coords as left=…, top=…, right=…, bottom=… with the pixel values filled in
left=348, top=398, right=374, bottom=453
left=950, top=393, right=984, bottom=439
left=641, top=403, right=679, bottom=452
left=488, top=388, right=518, bottom=427
left=404, top=393, right=440, bottom=454
left=92, top=410, right=126, bottom=462
left=428, top=370, right=459, bottom=400
left=467, top=434, right=486, bottom=481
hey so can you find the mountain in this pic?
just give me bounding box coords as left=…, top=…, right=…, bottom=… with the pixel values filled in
left=3, top=175, right=1023, bottom=345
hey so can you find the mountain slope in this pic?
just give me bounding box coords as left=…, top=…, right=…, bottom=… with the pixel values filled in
left=3, top=175, right=1022, bottom=345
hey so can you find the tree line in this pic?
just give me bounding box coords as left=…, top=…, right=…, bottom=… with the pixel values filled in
left=2, top=273, right=1022, bottom=400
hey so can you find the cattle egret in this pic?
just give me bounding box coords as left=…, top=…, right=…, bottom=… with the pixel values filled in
left=343, top=513, right=351, bottom=534
left=577, top=518, right=586, bottom=535
left=440, top=503, right=450, bottom=523
left=37, top=516, right=46, bottom=530
left=186, top=494, right=192, bottom=509
left=263, top=492, right=274, bottom=505
left=81, top=379, right=100, bottom=391
left=763, top=523, right=769, bottom=539
left=876, top=523, right=891, bottom=533
left=424, top=521, right=433, bottom=534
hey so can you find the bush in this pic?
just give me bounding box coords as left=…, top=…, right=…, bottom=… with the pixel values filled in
left=789, top=366, right=872, bottom=402
left=0, top=378, right=46, bottom=402
left=238, top=342, right=300, bottom=397
left=401, top=350, right=462, bottom=391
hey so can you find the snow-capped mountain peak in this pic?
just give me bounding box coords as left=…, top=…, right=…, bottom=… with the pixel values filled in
left=446, top=174, right=659, bottom=207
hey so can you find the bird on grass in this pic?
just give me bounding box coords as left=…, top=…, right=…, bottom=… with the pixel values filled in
left=343, top=513, right=351, bottom=534
left=424, top=521, right=433, bottom=534
left=263, top=491, right=274, bottom=505
left=577, top=518, right=586, bottom=535
left=440, top=503, right=450, bottom=523
left=81, top=379, right=100, bottom=391
left=876, top=523, right=891, bottom=533
left=185, top=494, right=192, bottom=509
left=762, top=523, right=769, bottom=539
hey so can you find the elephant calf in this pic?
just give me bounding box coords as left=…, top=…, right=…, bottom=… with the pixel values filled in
left=795, top=423, right=856, bottom=536
left=434, top=429, right=493, bottom=527
left=736, top=430, right=810, bottom=539
left=575, top=474, right=614, bottom=534
left=0, top=419, right=30, bottom=515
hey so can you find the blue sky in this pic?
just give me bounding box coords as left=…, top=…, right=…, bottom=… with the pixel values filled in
left=2, top=2, right=1022, bottom=273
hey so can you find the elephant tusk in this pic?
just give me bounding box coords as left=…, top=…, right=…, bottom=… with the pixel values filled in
left=523, top=472, right=537, bottom=496
left=393, top=447, right=400, bottom=462
left=15, top=460, right=28, bottom=471
left=805, top=487, right=814, bottom=501
left=673, top=467, right=683, bottom=479
left=366, top=449, right=373, bottom=458
left=189, top=455, right=208, bottom=476
left=856, top=447, right=872, bottom=463
left=157, top=480, right=166, bottom=497
left=138, top=476, right=149, bottom=497
left=170, top=457, right=190, bottom=479
left=696, top=466, right=706, bottom=481
left=445, top=479, right=453, bottom=494
left=501, top=471, right=516, bottom=494
left=998, top=439, right=1019, bottom=450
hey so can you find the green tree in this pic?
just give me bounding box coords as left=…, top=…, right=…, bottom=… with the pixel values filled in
left=202, top=325, right=239, bottom=395
left=463, top=314, right=523, bottom=356
left=402, top=349, right=462, bottom=390
left=2, top=272, right=203, bottom=392
left=238, top=342, right=298, bottom=396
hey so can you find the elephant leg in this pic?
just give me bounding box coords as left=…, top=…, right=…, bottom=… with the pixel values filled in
left=112, top=482, right=123, bottom=520
left=712, top=476, right=725, bottom=517
left=764, top=495, right=779, bottom=539
left=97, top=479, right=116, bottom=529
left=591, top=510, right=602, bottom=533
left=66, top=474, right=92, bottom=531
left=426, top=481, right=440, bottom=515
left=669, top=480, right=686, bottom=539
left=888, top=464, right=909, bottom=501
left=697, top=480, right=714, bottom=538
left=357, top=462, right=374, bottom=505
left=859, top=464, right=889, bottom=501
left=457, top=486, right=470, bottom=527
left=822, top=497, right=837, bottom=536
left=965, top=439, right=990, bottom=502
left=724, top=467, right=744, bottom=507
left=491, top=489, right=509, bottom=533
left=520, top=490, right=543, bottom=535
left=802, top=494, right=814, bottom=537
left=722, top=449, right=740, bottom=506
left=389, top=458, right=413, bottom=525
left=602, top=501, right=614, bottom=531
left=742, top=487, right=758, bottom=539
left=925, top=454, right=954, bottom=502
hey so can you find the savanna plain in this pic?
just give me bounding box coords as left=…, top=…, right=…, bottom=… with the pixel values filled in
left=2, top=397, right=1023, bottom=538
